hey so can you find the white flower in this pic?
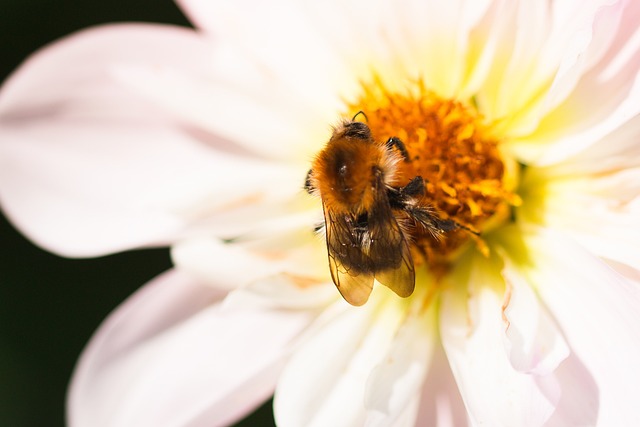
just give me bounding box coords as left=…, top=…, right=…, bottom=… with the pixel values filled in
left=1, top=0, right=639, bottom=426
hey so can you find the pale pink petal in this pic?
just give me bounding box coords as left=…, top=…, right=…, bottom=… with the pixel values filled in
left=514, top=0, right=640, bottom=164
left=523, top=167, right=640, bottom=270
left=364, top=308, right=436, bottom=427
left=481, top=0, right=627, bottom=140
left=171, top=227, right=330, bottom=294
left=501, top=261, right=570, bottom=376
left=605, top=259, right=640, bottom=285
left=521, top=114, right=640, bottom=269
left=0, top=24, right=209, bottom=119
left=112, top=62, right=334, bottom=161
left=68, top=269, right=316, bottom=427
left=536, top=111, right=640, bottom=175
left=176, top=0, right=355, bottom=128
left=223, top=273, right=337, bottom=310
left=0, top=24, right=305, bottom=256
left=518, top=228, right=640, bottom=426
left=274, top=289, right=406, bottom=427
left=416, top=344, right=469, bottom=427
left=440, top=254, right=556, bottom=427
left=543, top=0, right=625, bottom=110
left=171, top=237, right=284, bottom=290
left=543, top=352, right=599, bottom=427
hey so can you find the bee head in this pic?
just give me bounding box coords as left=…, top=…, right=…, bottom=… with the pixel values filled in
left=330, top=118, right=372, bottom=142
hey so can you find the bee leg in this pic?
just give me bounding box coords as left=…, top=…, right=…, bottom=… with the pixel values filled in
left=411, top=205, right=479, bottom=235
left=387, top=176, right=424, bottom=210
left=400, top=176, right=425, bottom=197
left=386, top=137, right=411, bottom=162
left=304, top=169, right=315, bottom=194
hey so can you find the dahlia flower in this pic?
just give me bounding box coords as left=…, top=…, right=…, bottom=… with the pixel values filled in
left=1, top=0, right=639, bottom=426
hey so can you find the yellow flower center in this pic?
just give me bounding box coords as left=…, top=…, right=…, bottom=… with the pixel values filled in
left=347, top=79, right=518, bottom=272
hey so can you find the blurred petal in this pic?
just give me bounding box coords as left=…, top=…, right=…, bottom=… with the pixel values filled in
left=516, top=228, right=640, bottom=426
left=0, top=24, right=209, bottom=119
left=522, top=166, right=640, bottom=270
left=440, top=252, right=557, bottom=427
left=223, top=273, right=337, bottom=310
left=171, top=237, right=283, bottom=290
left=0, top=24, right=304, bottom=256
left=543, top=351, right=599, bottom=427
left=501, top=261, right=570, bottom=376
left=274, top=289, right=406, bottom=427
left=364, top=307, right=436, bottom=427
left=171, top=225, right=329, bottom=294
left=68, top=269, right=316, bottom=427
left=416, top=344, right=469, bottom=427
left=513, top=0, right=640, bottom=164
left=113, top=61, right=333, bottom=161
left=178, top=0, right=352, bottom=149
left=474, top=0, right=623, bottom=138
left=543, top=112, right=640, bottom=175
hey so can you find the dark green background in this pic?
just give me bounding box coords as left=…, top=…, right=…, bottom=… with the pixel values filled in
left=0, top=2, right=274, bottom=426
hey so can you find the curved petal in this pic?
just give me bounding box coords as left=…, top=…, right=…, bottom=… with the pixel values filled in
left=521, top=165, right=640, bottom=270
left=512, top=0, right=640, bottom=164
left=542, top=112, right=640, bottom=176
left=364, top=307, right=436, bottom=427
left=543, top=351, right=599, bottom=427
left=68, top=269, right=316, bottom=427
left=171, top=225, right=328, bottom=292
left=515, top=228, right=640, bottom=426
left=273, top=288, right=407, bottom=427
left=176, top=0, right=357, bottom=141
left=415, top=343, right=469, bottom=427
left=0, top=24, right=304, bottom=256
left=470, top=0, right=624, bottom=137
left=0, top=24, right=209, bottom=119
left=440, top=252, right=557, bottom=427
left=501, top=260, right=570, bottom=376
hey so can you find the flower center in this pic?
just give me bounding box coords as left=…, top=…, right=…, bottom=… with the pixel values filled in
left=347, top=79, right=516, bottom=270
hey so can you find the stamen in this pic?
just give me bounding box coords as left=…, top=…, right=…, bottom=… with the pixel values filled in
left=348, top=79, right=515, bottom=268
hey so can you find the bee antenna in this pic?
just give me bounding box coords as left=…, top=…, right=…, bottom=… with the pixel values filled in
left=352, top=111, right=368, bottom=122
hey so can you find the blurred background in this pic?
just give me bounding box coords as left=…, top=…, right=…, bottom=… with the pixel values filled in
left=0, top=1, right=274, bottom=426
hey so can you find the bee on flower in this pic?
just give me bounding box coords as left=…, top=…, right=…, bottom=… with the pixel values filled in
left=1, top=1, right=639, bottom=426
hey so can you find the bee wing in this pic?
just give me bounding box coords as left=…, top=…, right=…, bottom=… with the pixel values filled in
left=368, top=190, right=416, bottom=298
left=323, top=204, right=375, bottom=306
left=371, top=233, right=415, bottom=298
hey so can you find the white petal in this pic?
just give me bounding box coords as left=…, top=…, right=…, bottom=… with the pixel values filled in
left=605, top=259, right=640, bottom=285
left=223, top=273, right=338, bottom=311
left=539, top=112, right=640, bottom=175
left=274, top=288, right=406, bottom=427
left=509, top=227, right=640, bottom=426
left=171, top=237, right=281, bottom=290
left=171, top=225, right=329, bottom=293
left=543, top=0, right=625, bottom=111
left=0, top=24, right=302, bottom=256
left=68, top=269, right=316, bottom=427
left=440, top=252, right=556, bottom=427
left=521, top=166, right=640, bottom=270
left=364, top=307, right=436, bottom=427
left=543, top=351, right=599, bottom=427
left=501, top=261, right=570, bottom=376
left=513, top=0, right=640, bottom=164
left=365, top=0, right=492, bottom=97
left=0, top=24, right=210, bottom=119
left=177, top=0, right=354, bottom=127
left=113, top=62, right=332, bottom=161
left=416, top=344, right=470, bottom=427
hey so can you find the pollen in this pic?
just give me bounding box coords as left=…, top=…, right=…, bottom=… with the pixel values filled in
left=347, top=79, right=515, bottom=268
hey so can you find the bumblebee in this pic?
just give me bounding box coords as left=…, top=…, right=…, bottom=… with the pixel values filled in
left=305, top=114, right=458, bottom=306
